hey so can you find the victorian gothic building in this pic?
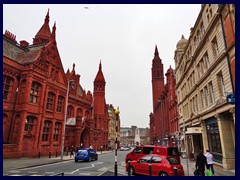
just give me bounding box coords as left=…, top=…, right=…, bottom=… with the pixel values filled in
left=3, top=10, right=110, bottom=158
left=149, top=46, right=179, bottom=148
left=174, top=4, right=235, bottom=169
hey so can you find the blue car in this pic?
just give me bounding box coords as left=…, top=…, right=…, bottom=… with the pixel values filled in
left=75, top=148, right=98, bottom=162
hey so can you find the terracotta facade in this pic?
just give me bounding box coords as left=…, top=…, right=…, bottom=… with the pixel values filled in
left=150, top=46, right=179, bottom=147
left=3, top=10, right=109, bottom=158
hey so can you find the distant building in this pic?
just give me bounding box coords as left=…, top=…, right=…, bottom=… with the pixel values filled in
left=174, top=4, right=235, bottom=170
left=120, top=126, right=150, bottom=146
left=107, top=104, right=121, bottom=150
left=149, top=46, right=179, bottom=147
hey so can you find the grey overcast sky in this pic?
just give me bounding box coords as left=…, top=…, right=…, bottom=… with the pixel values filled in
left=3, top=4, right=201, bottom=128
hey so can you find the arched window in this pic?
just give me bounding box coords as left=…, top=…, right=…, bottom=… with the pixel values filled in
left=24, top=116, right=37, bottom=131
left=53, top=122, right=61, bottom=141
left=3, top=75, right=13, bottom=100
left=67, top=106, right=74, bottom=118
left=57, top=95, right=64, bottom=112
left=46, top=92, right=56, bottom=110
left=29, top=82, right=42, bottom=104
left=42, top=121, right=52, bottom=141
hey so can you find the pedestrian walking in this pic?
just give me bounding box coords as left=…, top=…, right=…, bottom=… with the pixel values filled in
left=100, top=145, right=103, bottom=153
left=205, top=150, right=215, bottom=175
left=70, top=147, right=74, bottom=158
left=195, top=150, right=207, bottom=176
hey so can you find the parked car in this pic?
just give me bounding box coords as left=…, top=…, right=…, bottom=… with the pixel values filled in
left=75, top=148, right=98, bottom=162
left=126, top=154, right=184, bottom=176
left=125, top=145, right=180, bottom=163
left=120, top=146, right=131, bottom=151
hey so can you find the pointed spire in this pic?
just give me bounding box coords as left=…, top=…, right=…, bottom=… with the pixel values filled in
left=33, top=9, right=51, bottom=45
left=99, top=60, right=102, bottom=70
left=45, top=9, right=50, bottom=24
left=73, top=63, right=75, bottom=71
left=154, top=45, right=159, bottom=56
left=94, top=60, right=105, bottom=82
left=51, top=21, right=56, bottom=41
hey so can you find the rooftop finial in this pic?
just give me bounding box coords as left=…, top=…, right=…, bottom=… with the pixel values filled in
left=154, top=45, right=159, bottom=56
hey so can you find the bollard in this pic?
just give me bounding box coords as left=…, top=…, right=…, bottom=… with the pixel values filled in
left=128, top=161, right=131, bottom=176
left=49, top=151, right=51, bottom=158
left=173, top=167, right=178, bottom=176
left=38, top=152, right=41, bottom=158
left=149, top=163, right=152, bottom=176
left=56, top=151, right=58, bottom=157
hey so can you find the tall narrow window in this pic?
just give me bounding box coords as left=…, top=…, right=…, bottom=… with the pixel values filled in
left=42, top=121, right=51, bottom=141
left=212, top=37, right=219, bottom=57
left=195, top=95, right=198, bottom=111
left=57, top=95, right=64, bottom=112
left=204, top=86, right=209, bottom=107
left=201, top=90, right=205, bottom=109
left=217, top=72, right=225, bottom=97
left=67, top=106, right=74, bottom=118
left=24, top=116, right=36, bottom=131
left=29, top=82, right=41, bottom=104
left=209, top=82, right=215, bottom=104
left=204, top=53, right=210, bottom=69
left=3, top=76, right=13, bottom=100
left=53, top=122, right=61, bottom=141
left=46, top=92, right=55, bottom=110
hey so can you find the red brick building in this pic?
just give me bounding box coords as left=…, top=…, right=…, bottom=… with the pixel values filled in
left=149, top=46, right=179, bottom=147
left=3, top=10, right=109, bottom=158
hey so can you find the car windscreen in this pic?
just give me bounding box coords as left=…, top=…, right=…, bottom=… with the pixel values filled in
left=142, top=147, right=154, bottom=154
left=165, top=157, right=180, bottom=164
left=77, top=150, right=87, bottom=154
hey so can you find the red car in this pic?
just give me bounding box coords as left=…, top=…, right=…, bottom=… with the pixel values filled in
left=126, top=154, right=184, bottom=176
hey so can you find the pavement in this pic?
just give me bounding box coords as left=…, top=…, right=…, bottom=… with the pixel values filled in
left=180, top=157, right=235, bottom=176
left=3, top=151, right=235, bottom=176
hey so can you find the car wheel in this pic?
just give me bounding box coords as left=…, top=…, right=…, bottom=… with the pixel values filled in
left=95, top=156, right=98, bottom=160
left=129, top=166, right=135, bottom=175
left=75, top=159, right=78, bottom=162
left=159, top=172, right=168, bottom=176
left=88, top=157, right=92, bottom=162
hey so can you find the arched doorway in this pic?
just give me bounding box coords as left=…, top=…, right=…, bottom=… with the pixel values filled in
left=80, top=128, right=90, bottom=148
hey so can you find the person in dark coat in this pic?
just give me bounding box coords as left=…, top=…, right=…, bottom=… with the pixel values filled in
left=195, top=150, right=208, bottom=176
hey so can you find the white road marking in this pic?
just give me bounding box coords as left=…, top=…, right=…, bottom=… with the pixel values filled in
left=27, top=171, right=38, bottom=174
left=8, top=170, right=21, bottom=173
left=18, top=160, right=70, bottom=170
left=79, top=172, right=92, bottom=175
left=68, top=164, right=95, bottom=174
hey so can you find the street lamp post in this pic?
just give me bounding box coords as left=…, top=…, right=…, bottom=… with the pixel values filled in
left=183, top=121, right=189, bottom=176
left=114, top=108, right=120, bottom=176
left=61, top=80, right=74, bottom=160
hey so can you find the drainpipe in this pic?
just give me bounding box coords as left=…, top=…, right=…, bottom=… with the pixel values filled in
left=7, top=75, right=21, bottom=143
